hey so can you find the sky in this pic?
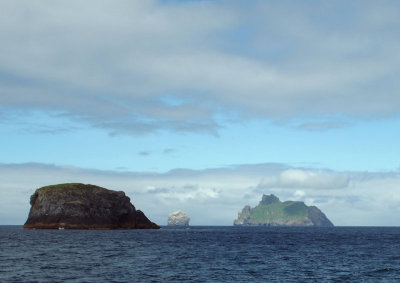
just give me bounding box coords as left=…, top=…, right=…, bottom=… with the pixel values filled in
left=1, top=0, right=400, bottom=226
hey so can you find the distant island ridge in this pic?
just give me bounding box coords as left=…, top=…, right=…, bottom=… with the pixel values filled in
left=234, top=194, right=333, bottom=227
left=23, top=183, right=160, bottom=229
left=21, top=183, right=333, bottom=228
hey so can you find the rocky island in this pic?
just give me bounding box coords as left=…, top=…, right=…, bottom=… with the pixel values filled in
left=23, top=183, right=160, bottom=229
left=234, top=194, right=333, bottom=227
left=168, top=210, right=190, bottom=226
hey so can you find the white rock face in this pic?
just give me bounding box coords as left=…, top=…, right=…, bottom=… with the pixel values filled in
left=168, top=210, right=190, bottom=226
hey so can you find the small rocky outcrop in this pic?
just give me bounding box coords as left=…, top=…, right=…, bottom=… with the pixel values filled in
left=23, top=183, right=160, bottom=229
left=168, top=210, right=190, bottom=226
left=234, top=194, right=333, bottom=227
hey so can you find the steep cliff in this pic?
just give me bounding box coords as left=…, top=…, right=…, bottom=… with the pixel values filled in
left=23, top=183, right=160, bottom=229
left=168, top=210, right=190, bottom=226
left=234, top=194, right=333, bottom=227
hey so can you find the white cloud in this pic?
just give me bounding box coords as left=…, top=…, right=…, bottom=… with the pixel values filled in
left=1, top=162, right=400, bottom=226
left=293, top=190, right=305, bottom=199
left=280, top=169, right=350, bottom=190
left=257, top=169, right=350, bottom=190
left=1, top=1, right=400, bottom=135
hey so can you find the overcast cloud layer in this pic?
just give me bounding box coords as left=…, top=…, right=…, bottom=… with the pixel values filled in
left=2, top=162, right=400, bottom=226
left=1, top=0, right=400, bottom=135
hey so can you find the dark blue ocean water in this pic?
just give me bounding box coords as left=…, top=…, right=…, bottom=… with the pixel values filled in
left=1, top=226, right=400, bottom=282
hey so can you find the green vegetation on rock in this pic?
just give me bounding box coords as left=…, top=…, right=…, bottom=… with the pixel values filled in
left=234, top=194, right=333, bottom=227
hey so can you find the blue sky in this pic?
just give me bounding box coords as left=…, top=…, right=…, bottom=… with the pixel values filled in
left=2, top=113, right=400, bottom=172
left=1, top=0, right=400, bottom=225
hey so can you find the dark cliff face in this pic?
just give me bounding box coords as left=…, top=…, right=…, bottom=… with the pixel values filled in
left=307, top=206, right=334, bottom=227
left=23, top=183, right=160, bottom=229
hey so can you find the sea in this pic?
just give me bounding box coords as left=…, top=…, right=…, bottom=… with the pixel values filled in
left=1, top=226, right=400, bottom=282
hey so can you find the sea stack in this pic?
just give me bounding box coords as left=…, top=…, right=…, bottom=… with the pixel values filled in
left=234, top=194, right=334, bottom=227
left=168, top=210, right=190, bottom=226
left=23, top=183, right=160, bottom=229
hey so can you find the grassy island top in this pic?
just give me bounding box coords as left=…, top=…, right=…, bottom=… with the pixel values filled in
left=33, top=184, right=126, bottom=205
left=234, top=193, right=333, bottom=227
left=250, top=195, right=308, bottom=223
left=246, top=194, right=307, bottom=222
left=37, top=183, right=115, bottom=193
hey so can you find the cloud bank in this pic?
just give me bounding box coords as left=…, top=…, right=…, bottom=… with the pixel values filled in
left=1, top=0, right=400, bottom=135
left=1, top=162, right=400, bottom=226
